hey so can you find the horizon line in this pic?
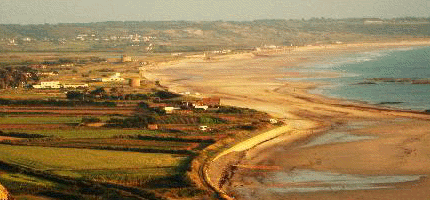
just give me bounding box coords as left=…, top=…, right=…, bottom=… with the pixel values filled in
left=2, top=16, right=430, bottom=26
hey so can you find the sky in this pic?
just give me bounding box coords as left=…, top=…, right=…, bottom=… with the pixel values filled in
left=0, top=0, right=429, bottom=24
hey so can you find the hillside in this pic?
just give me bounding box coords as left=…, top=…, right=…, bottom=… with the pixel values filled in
left=1, top=18, right=430, bottom=52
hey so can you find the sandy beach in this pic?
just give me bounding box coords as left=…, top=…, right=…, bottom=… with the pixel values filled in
left=146, top=40, right=430, bottom=199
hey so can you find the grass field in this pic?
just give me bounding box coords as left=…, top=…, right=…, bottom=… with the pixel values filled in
left=0, top=116, right=112, bottom=124
left=0, top=171, right=64, bottom=200
left=0, top=144, right=186, bottom=172
left=0, top=116, right=82, bottom=124
left=4, top=128, right=161, bottom=138
left=16, top=138, right=198, bottom=151
left=0, top=173, right=58, bottom=188
left=58, top=168, right=177, bottom=185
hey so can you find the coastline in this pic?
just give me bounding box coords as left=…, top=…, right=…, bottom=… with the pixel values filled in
left=146, top=39, right=430, bottom=199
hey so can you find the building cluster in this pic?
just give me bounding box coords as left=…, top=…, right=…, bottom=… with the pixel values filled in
left=158, top=97, right=221, bottom=114
left=75, top=33, right=155, bottom=42
left=363, top=18, right=385, bottom=24
left=148, top=97, right=221, bottom=131
left=32, top=81, right=88, bottom=89
left=1, top=33, right=155, bottom=47
left=210, top=49, right=232, bottom=54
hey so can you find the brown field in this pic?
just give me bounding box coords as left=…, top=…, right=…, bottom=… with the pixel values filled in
left=0, top=136, right=23, bottom=142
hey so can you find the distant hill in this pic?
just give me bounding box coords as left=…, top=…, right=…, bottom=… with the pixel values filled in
left=1, top=18, right=429, bottom=52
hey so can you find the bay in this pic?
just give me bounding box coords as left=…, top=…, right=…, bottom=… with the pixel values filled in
left=307, top=46, right=430, bottom=111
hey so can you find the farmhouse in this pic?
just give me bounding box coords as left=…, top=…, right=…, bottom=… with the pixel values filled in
left=164, top=106, right=180, bottom=114
left=96, top=73, right=125, bottom=82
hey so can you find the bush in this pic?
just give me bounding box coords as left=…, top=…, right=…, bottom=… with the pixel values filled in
left=66, top=91, right=84, bottom=100
left=153, top=90, right=180, bottom=99
left=106, top=114, right=155, bottom=128
left=81, top=117, right=101, bottom=124
left=0, top=131, right=47, bottom=138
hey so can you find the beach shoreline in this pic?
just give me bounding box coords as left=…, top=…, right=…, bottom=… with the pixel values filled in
left=146, top=39, right=430, bottom=199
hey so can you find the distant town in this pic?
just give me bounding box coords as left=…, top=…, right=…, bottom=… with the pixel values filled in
left=1, top=17, right=430, bottom=53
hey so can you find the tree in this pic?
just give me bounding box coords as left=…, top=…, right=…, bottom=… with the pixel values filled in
left=0, top=66, right=38, bottom=89
left=90, top=87, right=106, bottom=99
left=66, top=91, right=84, bottom=100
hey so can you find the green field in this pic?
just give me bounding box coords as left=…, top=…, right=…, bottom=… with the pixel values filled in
left=0, top=144, right=186, bottom=172
left=17, top=138, right=196, bottom=151
left=5, top=128, right=161, bottom=138
left=0, top=173, right=57, bottom=188
left=0, top=116, right=113, bottom=124
left=59, top=168, right=177, bottom=184
left=0, top=116, right=82, bottom=124
left=0, top=171, right=64, bottom=200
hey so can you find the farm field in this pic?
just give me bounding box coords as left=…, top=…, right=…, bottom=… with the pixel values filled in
left=0, top=54, right=273, bottom=199
left=0, top=106, right=135, bottom=116
left=2, top=128, right=161, bottom=138
left=7, top=138, right=201, bottom=151
left=0, top=144, right=185, bottom=172
left=0, top=116, right=85, bottom=124
left=0, top=99, right=270, bottom=199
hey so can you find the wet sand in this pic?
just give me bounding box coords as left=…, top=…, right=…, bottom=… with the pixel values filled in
left=146, top=40, right=430, bottom=199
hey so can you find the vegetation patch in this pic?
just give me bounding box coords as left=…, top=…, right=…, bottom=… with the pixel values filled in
left=0, top=116, right=82, bottom=124
left=0, top=144, right=186, bottom=171
left=6, top=128, right=161, bottom=138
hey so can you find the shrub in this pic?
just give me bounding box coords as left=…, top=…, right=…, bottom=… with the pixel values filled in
left=153, top=90, right=180, bottom=99
left=81, top=117, right=101, bottom=124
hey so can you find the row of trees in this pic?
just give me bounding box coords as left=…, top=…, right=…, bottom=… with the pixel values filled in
left=66, top=88, right=180, bottom=101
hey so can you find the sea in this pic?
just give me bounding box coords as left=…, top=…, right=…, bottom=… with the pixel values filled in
left=301, top=46, right=430, bottom=111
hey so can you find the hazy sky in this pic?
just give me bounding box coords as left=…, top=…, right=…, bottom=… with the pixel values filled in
left=1, top=0, right=429, bottom=24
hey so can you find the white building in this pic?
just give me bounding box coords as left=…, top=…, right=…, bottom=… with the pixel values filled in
left=194, top=105, right=209, bottom=110
left=63, top=83, right=89, bottom=88
left=96, top=73, right=125, bottom=82
left=199, top=126, right=208, bottom=131
left=32, top=81, right=88, bottom=89
left=164, top=106, right=181, bottom=114
left=100, top=77, right=125, bottom=82
left=33, top=81, right=61, bottom=89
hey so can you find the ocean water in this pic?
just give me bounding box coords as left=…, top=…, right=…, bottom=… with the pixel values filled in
left=303, top=46, right=430, bottom=111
